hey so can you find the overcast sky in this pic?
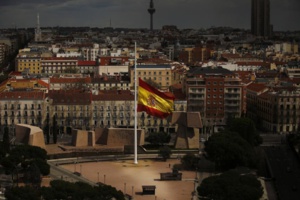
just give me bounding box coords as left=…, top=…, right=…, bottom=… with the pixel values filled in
left=0, top=0, right=299, bottom=31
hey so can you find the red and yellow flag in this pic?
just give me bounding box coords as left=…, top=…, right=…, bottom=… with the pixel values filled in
left=137, top=78, right=175, bottom=119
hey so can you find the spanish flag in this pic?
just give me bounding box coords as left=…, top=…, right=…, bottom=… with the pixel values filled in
left=138, top=78, right=175, bottom=119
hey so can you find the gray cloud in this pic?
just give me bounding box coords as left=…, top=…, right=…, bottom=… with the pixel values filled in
left=0, top=0, right=299, bottom=30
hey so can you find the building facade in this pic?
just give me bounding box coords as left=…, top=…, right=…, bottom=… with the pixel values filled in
left=130, top=65, right=173, bottom=90
left=0, top=87, right=184, bottom=134
left=247, top=83, right=300, bottom=133
left=185, top=66, right=246, bottom=133
left=0, top=91, right=46, bottom=133
left=16, top=56, right=41, bottom=74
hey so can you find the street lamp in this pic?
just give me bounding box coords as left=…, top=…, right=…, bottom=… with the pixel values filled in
left=124, top=182, right=126, bottom=195
left=132, top=186, right=134, bottom=198
left=193, top=168, right=199, bottom=200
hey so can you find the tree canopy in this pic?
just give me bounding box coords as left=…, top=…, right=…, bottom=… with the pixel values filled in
left=145, top=132, right=171, bottom=146
left=204, top=131, right=256, bottom=171
left=1, top=145, right=49, bottom=186
left=159, top=145, right=172, bottom=161
left=227, top=117, right=262, bottom=146
left=197, top=170, right=263, bottom=200
left=5, top=180, right=125, bottom=200
left=180, top=153, right=201, bottom=170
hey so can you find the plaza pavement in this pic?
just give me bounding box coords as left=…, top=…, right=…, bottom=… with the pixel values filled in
left=60, top=159, right=211, bottom=200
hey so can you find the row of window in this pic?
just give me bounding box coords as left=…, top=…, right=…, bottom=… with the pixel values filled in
left=18, top=59, right=40, bottom=62
left=42, top=62, right=77, bottom=65
left=18, top=63, right=39, bottom=67
left=3, top=104, right=41, bottom=110
left=137, top=71, right=169, bottom=75
left=2, top=111, right=41, bottom=117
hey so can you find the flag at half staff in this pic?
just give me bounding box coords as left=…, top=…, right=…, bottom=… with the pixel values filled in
left=137, top=78, right=175, bottom=119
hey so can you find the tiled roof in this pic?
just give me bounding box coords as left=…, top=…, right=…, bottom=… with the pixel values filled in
left=0, top=91, right=45, bottom=100
left=42, top=57, right=78, bottom=61
left=255, top=71, right=279, bottom=78
left=188, top=66, right=233, bottom=75
left=48, top=90, right=91, bottom=105
left=133, top=65, right=172, bottom=69
left=37, top=79, right=49, bottom=88
left=78, top=61, right=97, bottom=66
left=91, top=77, right=130, bottom=83
left=92, top=90, right=134, bottom=101
left=138, top=58, right=172, bottom=64
left=50, top=77, right=91, bottom=84
left=8, top=71, right=22, bottom=76
left=221, top=53, right=242, bottom=58
left=247, top=83, right=268, bottom=93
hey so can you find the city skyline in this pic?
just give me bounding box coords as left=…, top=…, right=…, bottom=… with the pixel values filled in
left=0, top=0, right=299, bottom=31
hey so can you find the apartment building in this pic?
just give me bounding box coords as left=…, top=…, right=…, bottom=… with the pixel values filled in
left=130, top=65, right=173, bottom=90
left=49, top=75, right=91, bottom=90
left=47, top=90, right=92, bottom=130
left=0, top=91, right=46, bottom=132
left=91, top=78, right=131, bottom=91
left=41, top=57, right=78, bottom=74
left=0, top=43, right=9, bottom=66
left=178, top=46, right=211, bottom=65
left=185, top=66, right=245, bottom=133
left=15, top=56, right=41, bottom=74
left=78, top=61, right=97, bottom=74
left=247, top=83, right=300, bottom=133
left=284, top=61, right=300, bottom=78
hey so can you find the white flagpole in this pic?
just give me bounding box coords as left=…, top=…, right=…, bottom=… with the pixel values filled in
left=134, top=42, right=138, bottom=164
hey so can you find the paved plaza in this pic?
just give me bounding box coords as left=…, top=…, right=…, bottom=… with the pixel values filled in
left=61, top=159, right=209, bottom=200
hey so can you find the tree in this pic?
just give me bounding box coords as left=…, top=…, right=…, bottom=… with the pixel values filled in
left=39, top=180, right=125, bottom=200
left=52, top=115, right=58, bottom=144
left=181, top=153, right=200, bottom=170
left=227, top=117, right=262, bottom=146
left=5, top=185, right=41, bottom=200
left=197, top=170, right=263, bottom=200
left=145, top=132, right=171, bottom=146
left=23, top=163, right=42, bottom=188
left=2, top=126, right=10, bottom=154
left=1, top=145, right=49, bottom=186
left=159, top=146, right=172, bottom=161
left=44, top=116, right=50, bottom=144
left=204, top=131, right=256, bottom=171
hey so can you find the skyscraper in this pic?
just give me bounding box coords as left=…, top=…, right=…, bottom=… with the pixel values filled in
left=251, top=0, right=271, bottom=37
left=147, top=0, right=156, bottom=31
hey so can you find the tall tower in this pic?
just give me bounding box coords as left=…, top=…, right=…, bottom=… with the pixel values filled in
left=147, top=0, right=156, bottom=31
left=251, top=0, right=271, bottom=37
left=35, top=13, right=42, bottom=42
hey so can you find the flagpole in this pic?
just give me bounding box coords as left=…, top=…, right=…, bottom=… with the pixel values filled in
left=134, top=42, right=138, bottom=164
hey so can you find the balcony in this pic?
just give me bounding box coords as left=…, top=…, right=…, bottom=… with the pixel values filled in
left=188, top=100, right=204, bottom=106
left=188, top=89, right=205, bottom=94
left=225, top=109, right=240, bottom=113
left=224, top=95, right=240, bottom=100
left=189, top=95, right=205, bottom=100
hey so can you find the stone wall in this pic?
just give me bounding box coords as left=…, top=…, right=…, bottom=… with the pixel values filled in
left=71, top=127, right=145, bottom=147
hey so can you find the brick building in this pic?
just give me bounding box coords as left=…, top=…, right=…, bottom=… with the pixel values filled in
left=185, top=66, right=246, bottom=133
